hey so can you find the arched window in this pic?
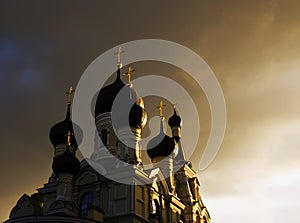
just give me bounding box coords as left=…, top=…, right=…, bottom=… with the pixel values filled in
left=80, top=192, right=95, bottom=218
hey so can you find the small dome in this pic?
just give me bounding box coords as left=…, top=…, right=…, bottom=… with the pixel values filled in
left=147, top=119, right=176, bottom=160
left=52, top=149, right=80, bottom=175
left=129, top=100, right=147, bottom=129
left=49, top=105, right=83, bottom=147
left=168, top=109, right=182, bottom=128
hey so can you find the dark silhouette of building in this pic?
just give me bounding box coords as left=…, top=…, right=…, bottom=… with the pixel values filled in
left=5, top=62, right=210, bottom=223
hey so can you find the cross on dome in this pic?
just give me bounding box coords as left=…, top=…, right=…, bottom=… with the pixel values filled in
left=172, top=103, right=177, bottom=110
left=156, top=100, right=166, bottom=118
left=66, top=86, right=75, bottom=106
left=123, top=66, right=135, bottom=86
left=67, top=130, right=72, bottom=147
left=114, top=47, right=124, bottom=68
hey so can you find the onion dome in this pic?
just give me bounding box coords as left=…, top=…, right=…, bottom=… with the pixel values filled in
left=49, top=104, right=83, bottom=147
left=95, top=69, right=125, bottom=117
left=129, top=99, right=147, bottom=129
left=95, top=67, right=147, bottom=129
left=147, top=119, right=176, bottom=160
left=168, top=108, right=182, bottom=128
left=52, top=148, right=80, bottom=175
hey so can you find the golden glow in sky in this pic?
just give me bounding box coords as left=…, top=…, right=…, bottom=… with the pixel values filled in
left=0, top=1, right=300, bottom=222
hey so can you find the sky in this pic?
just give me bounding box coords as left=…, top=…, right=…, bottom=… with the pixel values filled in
left=1, top=0, right=300, bottom=222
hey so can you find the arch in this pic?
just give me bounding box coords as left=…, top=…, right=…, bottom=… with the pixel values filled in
left=80, top=192, right=95, bottom=218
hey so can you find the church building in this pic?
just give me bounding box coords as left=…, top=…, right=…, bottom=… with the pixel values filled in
left=5, top=56, right=211, bottom=223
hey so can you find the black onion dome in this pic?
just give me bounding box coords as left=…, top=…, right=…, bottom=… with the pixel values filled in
left=49, top=105, right=83, bottom=147
left=95, top=69, right=125, bottom=117
left=52, top=149, right=80, bottom=175
left=147, top=120, right=176, bottom=160
left=168, top=109, right=182, bottom=128
left=95, top=68, right=147, bottom=129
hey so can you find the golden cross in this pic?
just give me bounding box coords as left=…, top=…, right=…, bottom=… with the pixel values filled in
left=114, top=47, right=124, bottom=68
left=123, top=66, right=135, bottom=84
left=67, top=130, right=72, bottom=147
left=66, top=86, right=75, bottom=105
left=156, top=100, right=166, bottom=117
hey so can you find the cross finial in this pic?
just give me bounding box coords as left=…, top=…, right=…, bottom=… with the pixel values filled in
left=66, top=86, right=75, bottom=106
left=123, top=66, right=135, bottom=85
left=156, top=100, right=166, bottom=118
left=67, top=130, right=72, bottom=147
left=114, top=47, right=124, bottom=68
left=172, top=103, right=177, bottom=110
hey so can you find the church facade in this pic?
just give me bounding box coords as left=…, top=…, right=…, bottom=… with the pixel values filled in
left=5, top=62, right=211, bottom=223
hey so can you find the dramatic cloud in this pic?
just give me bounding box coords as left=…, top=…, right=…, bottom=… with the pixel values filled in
left=1, top=1, right=299, bottom=222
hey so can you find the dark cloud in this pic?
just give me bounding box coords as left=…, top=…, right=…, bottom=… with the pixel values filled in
left=1, top=0, right=300, bottom=222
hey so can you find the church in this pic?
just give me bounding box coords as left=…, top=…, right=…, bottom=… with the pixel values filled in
left=5, top=55, right=211, bottom=223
